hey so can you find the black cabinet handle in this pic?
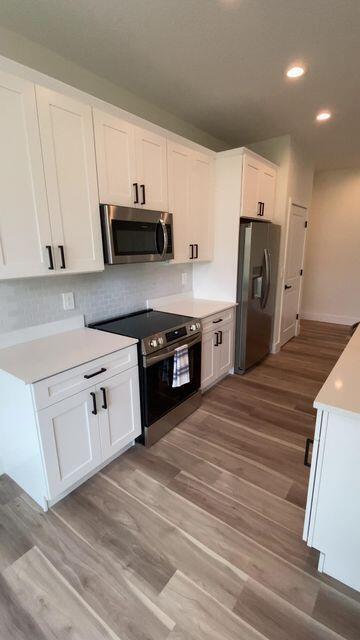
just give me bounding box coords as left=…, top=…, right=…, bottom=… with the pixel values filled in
left=257, top=202, right=262, bottom=216
left=100, top=387, right=107, bottom=410
left=133, top=183, right=139, bottom=204
left=262, top=202, right=265, bottom=216
left=140, top=184, right=146, bottom=205
left=212, top=318, right=223, bottom=324
left=189, top=244, right=194, bottom=259
left=84, top=367, right=107, bottom=379
left=218, top=330, right=223, bottom=345
left=284, top=284, right=292, bottom=290
left=304, top=438, right=314, bottom=467
left=194, top=244, right=199, bottom=259
left=214, top=331, right=219, bottom=347
left=46, top=245, right=54, bottom=270
left=58, top=245, right=66, bottom=269
left=90, top=392, right=97, bottom=415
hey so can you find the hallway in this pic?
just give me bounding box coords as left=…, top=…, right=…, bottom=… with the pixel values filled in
left=1, top=320, right=359, bottom=639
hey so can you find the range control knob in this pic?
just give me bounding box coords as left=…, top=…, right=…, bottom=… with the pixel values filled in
left=196, top=322, right=201, bottom=330
left=190, top=323, right=197, bottom=332
left=158, top=336, right=164, bottom=345
left=149, top=338, right=158, bottom=348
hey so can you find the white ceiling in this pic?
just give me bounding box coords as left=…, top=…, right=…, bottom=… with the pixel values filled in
left=1, top=0, right=360, bottom=169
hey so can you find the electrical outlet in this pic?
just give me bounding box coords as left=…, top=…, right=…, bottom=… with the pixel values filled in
left=181, top=272, right=188, bottom=286
left=62, top=292, right=75, bottom=311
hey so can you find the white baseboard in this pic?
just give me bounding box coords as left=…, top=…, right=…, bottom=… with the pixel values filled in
left=271, top=341, right=281, bottom=354
left=301, top=311, right=357, bottom=326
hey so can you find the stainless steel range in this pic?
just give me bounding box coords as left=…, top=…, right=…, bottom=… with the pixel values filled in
left=90, top=309, right=202, bottom=446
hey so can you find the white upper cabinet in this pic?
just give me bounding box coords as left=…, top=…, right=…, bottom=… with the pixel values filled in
left=190, top=152, right=214, bottom=262
left=135, top=126, right=168, bottom=211
left=168, top=141, right=214, bottom=263
left=36, top=86, right=103, bottom=273
left=241, top=152, right=277, bottom=221
left=93, top=109, right=137, bottom=206
left=0, top=70, right=52, bottom=279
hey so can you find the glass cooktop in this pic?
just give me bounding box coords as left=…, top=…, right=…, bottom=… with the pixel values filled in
left=90, top=309, right=196, bottom=339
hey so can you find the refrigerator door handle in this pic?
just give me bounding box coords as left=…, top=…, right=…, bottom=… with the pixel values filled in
left=261, top=248, right=271, bottom=309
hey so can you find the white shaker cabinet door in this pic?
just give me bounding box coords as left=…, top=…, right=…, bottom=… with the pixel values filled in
left=97, top=367, right=141, bottom=460
left=241, top=155, right=262, bottom=218
left=190, top=152, right=215, bottom=262
left=218, top=322, right=235, bottom=377
left=259, top=165, right=276, bottom=221
left=37, top=388, right=102, bottom=499
left=36, top=86, right=103, bottom=273
left=93, top=109, right=137, bottom=206
left=0, top=71, right=52, bottom=279
left=167, top=140, right=192, bottom=263
left=135, top=126, right=168, bottom=211
left=201, top=330, right=219, bottom=390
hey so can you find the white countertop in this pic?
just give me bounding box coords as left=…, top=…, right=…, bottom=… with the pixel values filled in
left=315, top=324, right=360, bottom=418
left=152, top=295, right=236, bottom=319
left=0, top=328, right=137, bottom=384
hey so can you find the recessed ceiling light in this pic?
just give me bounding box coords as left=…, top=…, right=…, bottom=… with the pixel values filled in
left=286, top=65, right=305, bottom=79
left=316, top=111, right=332, bottom=122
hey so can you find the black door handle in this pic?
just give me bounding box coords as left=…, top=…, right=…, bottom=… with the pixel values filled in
left=262, top=202, right=265, bottom=216
left=90, top=392, right=97, bottom=416
left=133, top=183, right=139, bottom=204
left=284, top=284, right=292, bottom=290
left=46, top=245, right=54, bottom=270
left=214, top=331, right=219, bottom=347
left=189, top=244, right=194, bottom=259
left=194, top=244, right=199, bottom=259
left=218, top=330, right=223, bottom=345
left=140, top=184, right=146, bottom=205
left=58, top=245, right=66, bottom=269
left=304, top=438, right=314, bottom=467
left=257, top=202, right=262, bottom=216
left=84, top=367, right=107, bottom=379
left=100, top=387, right=107, bottom=410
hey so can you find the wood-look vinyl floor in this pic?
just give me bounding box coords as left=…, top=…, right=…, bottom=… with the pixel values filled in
left=1, top=320, right=360, bottom=639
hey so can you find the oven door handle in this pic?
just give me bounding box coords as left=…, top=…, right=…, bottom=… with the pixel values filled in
left=158, top=218, right=168, bottom=259
left=143, top=334, right=201, bottom=367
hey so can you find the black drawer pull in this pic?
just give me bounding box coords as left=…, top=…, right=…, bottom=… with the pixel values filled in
left=46, top=245, right=54, bottom=270
left=90, top=392, right=97, bottom=415
left=100, top=387, right=107, bottom=410
left=212, top=318, right=223, bottom=324
left=58, top=245, right=66, bottom=269
left=285, top=284, right=292, bottom=290
left=304, top=438, right=314, bottom=467
left=84, top=367, right=107, bottom=379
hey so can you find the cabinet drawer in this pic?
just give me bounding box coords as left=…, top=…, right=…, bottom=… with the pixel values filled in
left=202, top=307, right=235, bottom=334
left=33, top=345, right=138, bottom=410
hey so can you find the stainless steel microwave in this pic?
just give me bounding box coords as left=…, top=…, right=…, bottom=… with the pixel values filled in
left=100, top=205, right=174, bottom=264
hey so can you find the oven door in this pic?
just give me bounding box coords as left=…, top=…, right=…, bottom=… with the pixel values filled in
left=101, top=205, right=173, bottom=264
left=141, top=334, right=201, bottom=428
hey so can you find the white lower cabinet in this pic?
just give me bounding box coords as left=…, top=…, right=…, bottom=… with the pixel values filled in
left=38, top=388, right=102, bottom=498
left=37, top=361, right=141, bottom=502
left=201, top=308, right=235, bottom=391
left=98, top=367, right=141, bottom=460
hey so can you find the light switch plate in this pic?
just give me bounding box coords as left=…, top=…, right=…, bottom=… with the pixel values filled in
left=62, top=292, right=75, bottom=311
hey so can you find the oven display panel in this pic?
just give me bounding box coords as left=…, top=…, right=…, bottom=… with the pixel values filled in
left=165, top=327, right=187, bottom=342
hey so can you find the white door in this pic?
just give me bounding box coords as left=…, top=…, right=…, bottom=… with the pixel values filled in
left=281, top=203, right=308, bottom=345
left=167, top=141, right=192, bottom=263
left=135, top=126, right=168, bottom=211
left=37, top=388, right=102, bottom=499
left=97, top=368, right=141, bottom=460
left=218, top=322, right=235, bottom=377
left=36, top=86, right=103, bottom=273
left=190, top=152, right=214, bottom=262
left=259, top=166, right=276, bottom=221
left=0, top=71, right=52, bottom=279
left=201, top=330, right=219, bottom=389
left=93, top=109, right=137, bottom=206
left=241, top=155, right=261, bottom=218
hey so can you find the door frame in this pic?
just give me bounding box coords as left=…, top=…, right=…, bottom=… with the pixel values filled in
left=279, top=198, right=308, bottom=346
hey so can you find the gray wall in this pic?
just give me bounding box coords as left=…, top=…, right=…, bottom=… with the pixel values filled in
left=0, top=25, right=227, bottom=152
left=0, top=263, right=192, bottom=334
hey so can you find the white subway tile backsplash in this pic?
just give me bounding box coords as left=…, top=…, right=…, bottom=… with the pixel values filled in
left=0, top=263, right=193, bottom=333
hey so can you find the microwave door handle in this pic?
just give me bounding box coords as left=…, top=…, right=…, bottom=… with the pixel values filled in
left=159, top=218, right=168, bottom=259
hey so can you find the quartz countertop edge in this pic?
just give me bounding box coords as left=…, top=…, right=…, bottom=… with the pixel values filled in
left=152, top=296, right=237, bottom=319
left=314, top=324, right=360, bottom=418
left=0, top=328, right=138, bottom=384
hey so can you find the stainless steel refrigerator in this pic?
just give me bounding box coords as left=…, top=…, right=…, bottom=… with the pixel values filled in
left=235, top=219, right=280, bottom=374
